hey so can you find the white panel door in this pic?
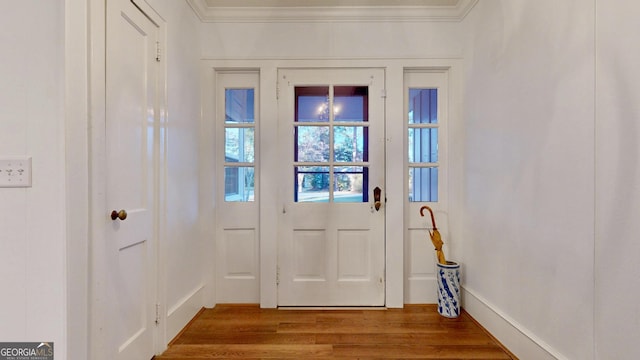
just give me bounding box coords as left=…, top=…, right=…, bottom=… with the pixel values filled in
left=277, top=68, right=385, bottom=306
left=215, top=72, right=260, bottom=302
left=105, top=0, right=159, bottom=358
left=404, top=70, right=449, bottom=304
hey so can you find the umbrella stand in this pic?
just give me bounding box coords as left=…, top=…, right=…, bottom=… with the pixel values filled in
left=419, top=206, right=460, bottom=318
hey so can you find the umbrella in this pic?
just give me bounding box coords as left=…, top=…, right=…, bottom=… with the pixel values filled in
left=420, top=205, right=446, bottom=264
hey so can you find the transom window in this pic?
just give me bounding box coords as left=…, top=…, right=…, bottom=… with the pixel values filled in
left=294, top=86, right=369, bottom=202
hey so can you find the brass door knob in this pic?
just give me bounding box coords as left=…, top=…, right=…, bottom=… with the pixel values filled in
left=110, top=209, right=128, bottom=221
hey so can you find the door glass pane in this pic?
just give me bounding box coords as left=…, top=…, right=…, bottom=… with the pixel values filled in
left=225, top=89, right=254, bottom=124
left=334, top=86, right=368, bottom=122
left=408, top=128, right=438, bottom=163
left=409, top=167, right=438, bottom=202
left=334, top=126, right=365, bottom=162
left=296, top=126, right=330, bottom=162
left=296, top=87, right=330, bottom=123
left=225, top=128, right=254, bottom=162
left=334, top=166, right=366, bottom=203
left=408, top=89, right=437, bottom=124
left=295, top=166, right=330, bottom=202
left=225, top=166, right=254, bottom=202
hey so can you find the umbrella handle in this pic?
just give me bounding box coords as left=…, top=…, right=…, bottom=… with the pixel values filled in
left=419, top=205, right=438, bottom=230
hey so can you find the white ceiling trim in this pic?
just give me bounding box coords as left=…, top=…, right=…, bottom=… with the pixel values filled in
left=186, top=0, right=478, bottom=23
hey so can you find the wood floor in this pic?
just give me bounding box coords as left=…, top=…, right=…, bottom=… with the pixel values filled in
left=155, top=304, right=516, bottom=359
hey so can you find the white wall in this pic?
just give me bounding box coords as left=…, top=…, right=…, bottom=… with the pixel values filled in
left=201, top=21, right=464, bottom=59
left=461, top=1, right=595, bottom=359
left=594, top=1, right=640, bottom=359
left=0, top=1, right=66, bottom=359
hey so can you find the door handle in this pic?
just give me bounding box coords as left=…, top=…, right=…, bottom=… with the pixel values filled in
left=373, top=187, right=382, bottom=211
left=110, top=209, right=128, bottom=221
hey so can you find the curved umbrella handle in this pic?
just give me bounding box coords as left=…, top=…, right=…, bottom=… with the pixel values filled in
left=419, top=205, right=438, bottom=230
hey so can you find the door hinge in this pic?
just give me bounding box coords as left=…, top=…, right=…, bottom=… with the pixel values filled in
left=155, top=303, right=160, bottom=325
left=276, top=82, right=280, bottom=100
left=381, top=89, right=387, bottom=98
left=276, top=266, right=280, bottom=286
left=155, top=41, right=161, bottom=62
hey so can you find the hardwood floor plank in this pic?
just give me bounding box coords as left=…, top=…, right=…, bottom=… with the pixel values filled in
left=331, top=344, right=512, bottom=359
left=155, top=305, right=516, bottom=360
left=160, top=344, right=333, bottom=358
left=173, top=333, right=316, bottom=345
left=315, top=332, right=495, bottom=346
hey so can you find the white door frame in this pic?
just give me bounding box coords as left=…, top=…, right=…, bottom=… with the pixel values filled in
left=202, top=58, right=463, bottom=309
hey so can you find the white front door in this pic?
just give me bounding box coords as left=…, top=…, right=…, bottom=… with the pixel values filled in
left=105, top=0, right=160, bottom=358
left=277, top=68, right=386, bottom=306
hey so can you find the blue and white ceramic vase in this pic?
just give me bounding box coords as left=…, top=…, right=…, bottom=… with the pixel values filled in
left=436, top=261, right=461, bottom=318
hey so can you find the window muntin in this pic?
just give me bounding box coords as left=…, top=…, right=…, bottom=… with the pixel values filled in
left=408, top=88, right=439, bottom=202
left=224, top=88, right=255, bottom=202
left=294, top=86, right=369, bottom=203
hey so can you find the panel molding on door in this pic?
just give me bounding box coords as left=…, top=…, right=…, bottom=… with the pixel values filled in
left=277, top=68, right=385, bottom=306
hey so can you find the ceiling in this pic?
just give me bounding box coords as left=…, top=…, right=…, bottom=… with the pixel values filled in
left=187, top=0, right=478, bottom=22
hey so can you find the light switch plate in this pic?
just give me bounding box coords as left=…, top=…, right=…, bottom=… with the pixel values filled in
left=0, top=157, right=32, bottom=187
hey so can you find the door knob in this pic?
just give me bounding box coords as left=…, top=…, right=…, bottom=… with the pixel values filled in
left=110, top=209, right=127, bottom=221
left=373, top=187, right=382, bottom=211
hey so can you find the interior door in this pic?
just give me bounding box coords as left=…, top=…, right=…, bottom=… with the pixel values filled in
left=105, top=0, right=159, bottom=358
left=277, top=68, right=385, bottom=306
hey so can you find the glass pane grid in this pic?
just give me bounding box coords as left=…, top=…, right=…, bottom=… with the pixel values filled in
left=224, top=88, right=256, bottom=202
left=407, top=87, right=439, bottom=202
left=294, top=85, right=369, bottom=203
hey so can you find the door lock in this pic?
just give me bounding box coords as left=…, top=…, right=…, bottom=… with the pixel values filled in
left=373, top=187, right=382, bottom=211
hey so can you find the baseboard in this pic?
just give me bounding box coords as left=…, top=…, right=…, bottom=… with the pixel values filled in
left=462, top=286, right=567, bottom=360
left=166, top=284, right=206, bottom=343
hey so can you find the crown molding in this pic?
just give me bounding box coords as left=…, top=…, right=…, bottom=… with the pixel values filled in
left=186, top=0, right=478, bottom=23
